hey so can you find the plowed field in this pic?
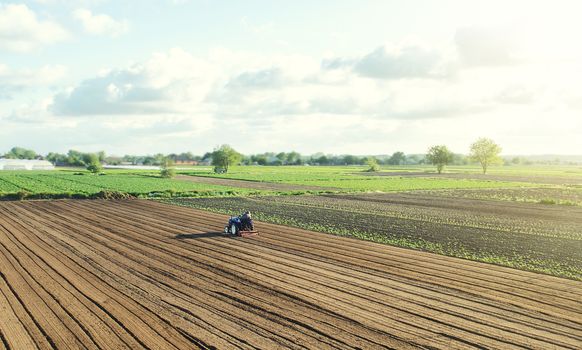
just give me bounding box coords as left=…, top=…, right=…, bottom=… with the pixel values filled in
left=0, top=200, right=580, bottom=349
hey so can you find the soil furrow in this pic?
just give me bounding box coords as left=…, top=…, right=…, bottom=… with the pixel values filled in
left=13, top=201, right=372, bottom=350
left=34, top=201, right=416, bottom=348
left=61, top=201, right=580, bottom=348
left=0, top=199, right=579, bottom=350
left=3, top=203, right=253, bottom=350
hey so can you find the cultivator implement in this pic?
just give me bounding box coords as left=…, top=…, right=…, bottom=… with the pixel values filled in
left=238, top=230, right=259, bottom=238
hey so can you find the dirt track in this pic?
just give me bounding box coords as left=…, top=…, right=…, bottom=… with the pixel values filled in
left=0, top=200, right=580, bottom=349
left=176, top=175, right=337, bottom=191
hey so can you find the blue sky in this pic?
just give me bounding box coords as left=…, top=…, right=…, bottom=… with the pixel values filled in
left=1, top=0, right=581, bottom=155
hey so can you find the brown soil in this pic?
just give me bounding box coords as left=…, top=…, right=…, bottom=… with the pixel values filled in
left=175, top=174, right=338, bottom=191
left=0, top=200, right=580, bottom=349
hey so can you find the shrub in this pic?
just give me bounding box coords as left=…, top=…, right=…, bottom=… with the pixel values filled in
left=539, top=198, right=556, bottom=205
left=160, top=158, right=176, bottom=178
left=365, top=157, right=380, bottom=172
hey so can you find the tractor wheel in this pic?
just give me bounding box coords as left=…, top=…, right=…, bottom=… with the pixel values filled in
left=230, top=223, right=238, bottom=235
left=224, top=226, right=229, bottom=234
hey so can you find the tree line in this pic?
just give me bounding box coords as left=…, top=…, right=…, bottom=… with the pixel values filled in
left=178, top=138, right=502, bottom=175
left=0, top=138, right=549, bottom=176
left=1, top=146, right=450, bottom=167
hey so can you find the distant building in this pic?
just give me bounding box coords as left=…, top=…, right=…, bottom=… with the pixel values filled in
left=0, top=159, right=55, bottom=170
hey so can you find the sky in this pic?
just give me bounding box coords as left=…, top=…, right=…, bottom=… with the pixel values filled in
left=1, top=0, right=581, bottom=156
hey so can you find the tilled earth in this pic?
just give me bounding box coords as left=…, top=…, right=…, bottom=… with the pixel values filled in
left=0, top=200, right=581, bottom=349
left=170, top=193, right=582, bottom=279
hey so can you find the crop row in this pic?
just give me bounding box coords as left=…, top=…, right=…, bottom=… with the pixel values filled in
left=421, top=187, right=582, bottom=206
left=164, top=195, right=582, bottom=280
left=0, top=172, right=262, bottom=199
left=183, top=167, right=534, bottom=192
left=265, top=194, right=581, bottom=240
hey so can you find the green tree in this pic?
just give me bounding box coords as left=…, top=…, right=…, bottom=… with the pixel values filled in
left=46, top=152, right=67, bottom=165
left=365, top=157, right=380, bottom=172
left=97, top=151, right=106, bottom=162
left=342, top=155, right=358, bottom=165
left=85, top=154, right=103, bottom=174
left=4, top=147, right=37, bottom=159
left=177, top=152, right=195, bottom=162
left=286, top=151, right=302, bottom=165
left=160, top=157, right=176, bottom=178
left=315, top=155, right=329, bottom=165
left=426, top=145, right=453, bottom=174
left=211, top=144, right=242, bottom=173
left=276, top=152, right=287, bottom=164
left=469, top=138, right=502, bottom=174
left=66, top=150, right=85, bottom=166
left=388, top=151, right=406, bottom=165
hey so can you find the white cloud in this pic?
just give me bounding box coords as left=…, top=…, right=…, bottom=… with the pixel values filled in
left=11, top=35, right=578, bottom=154
left=50, top=48, right=214, bottom=116
left=323, top=42, right=455, bottom=80
left=0, top=63, right=66, bottom=98
left=73, top=9, right=129, bottom=37
left=0, top=4, right=69, bottom=52
left=455, top=26, right=520, bottom=67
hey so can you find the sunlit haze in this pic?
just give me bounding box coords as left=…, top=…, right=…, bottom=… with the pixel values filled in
left=1, top=0, right=581, bottom=155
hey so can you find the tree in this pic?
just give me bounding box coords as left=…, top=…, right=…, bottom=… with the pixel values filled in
left=160, top=157, right=176, bottom=178
left=46, top=152, right=68, bottom=165
left=276, top=152, right=287, bottom=164
left=315, top=155, right=329, bottom=165
left=469, top=138, right=502, bottom=174
left=286, top=151, right=302, bottom=165
left=85, top=154, right=103, bottom=174
left=426, top=145, right=453, bottom=174
left=4, top=147, right=37, bottom=159
left=66, top=150, right=85, bottom=166
left=342, top=155, right=359, bottom=165
left=211, top=145, right=242, bottom=173
left=365, top=157, right=380, bottom=172
left=388, top=151, right=406, bottom=165
left=201, top=152, right=213, bottom=162
left=251, top=154, right=268, bottom=165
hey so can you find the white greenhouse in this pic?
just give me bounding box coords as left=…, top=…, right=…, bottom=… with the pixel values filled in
left=0, top=159, right=55, bottom=171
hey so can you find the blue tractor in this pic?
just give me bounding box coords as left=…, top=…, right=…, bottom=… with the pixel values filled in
left=224, top=215, right=258, bottom=237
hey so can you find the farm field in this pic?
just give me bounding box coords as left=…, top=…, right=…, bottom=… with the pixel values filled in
left=181, top=166, right=535, bottom=192
left=167, top=193, right=582, bottom=280
left=177, top=172, right=527, bottom=192
left=0, top=171, right=262, bottom=200
left=0, top=199, right=581, bottom=349
left=422, top=187, right=582, bottom=206
left=360, top=171, right=582, bottom=186
left=0, top=167, right=539, bottom=200
left=174, top=174, right=339, bottom=192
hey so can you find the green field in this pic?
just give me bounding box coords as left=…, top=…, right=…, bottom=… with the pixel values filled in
left=1, top=165, right=581, bottom=279
left=185, top=164, right=582, bottom=178
left=0, top=170, right=262, bottom=199
left=182, top=166, right=537, bottom=191
left=0, top=165, right=542, bottom=200
left=0, top=165, right=579, bottom=204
